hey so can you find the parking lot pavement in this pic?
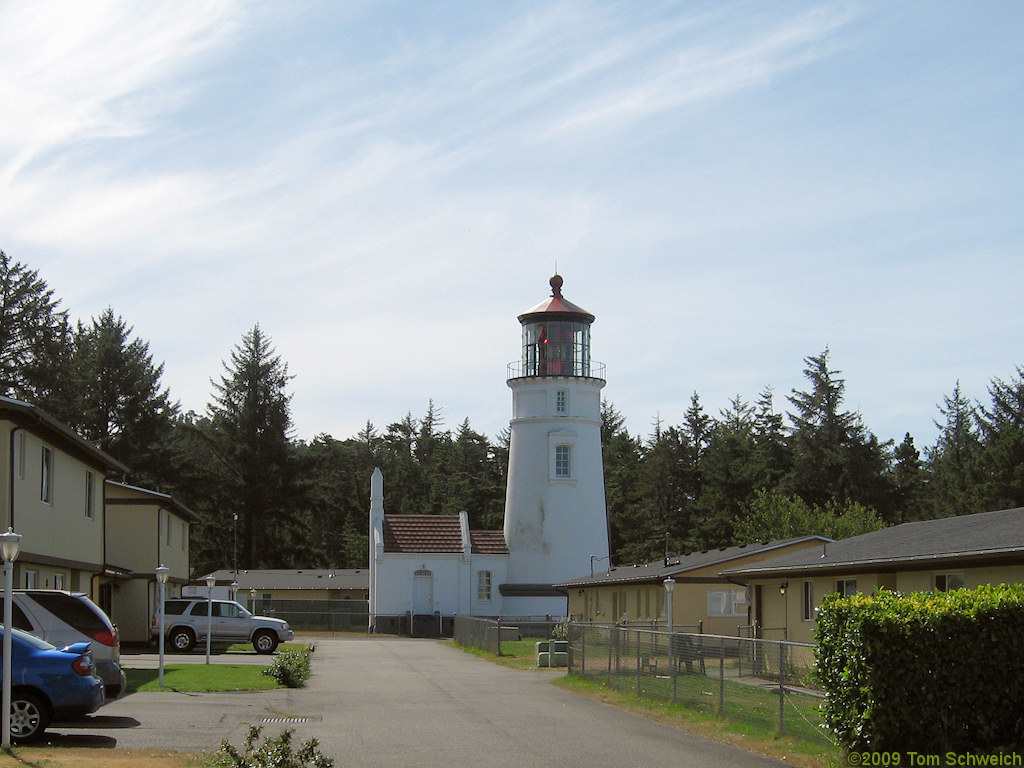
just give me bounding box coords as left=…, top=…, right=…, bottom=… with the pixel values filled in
left=43, top=637, right=788, bottom=768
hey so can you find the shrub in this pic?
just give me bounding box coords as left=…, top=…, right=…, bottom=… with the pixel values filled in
left=262, top=647, right=312, bottom=688
left=816, top=583, right=1024, bottom=753
left=216, top=726, right=333, bottom=768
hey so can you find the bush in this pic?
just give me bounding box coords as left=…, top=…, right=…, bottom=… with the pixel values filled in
left=262, top=647, right=312, bottom=688
left=816, top=584, right=1024, bottom=753
left=216, top=726, right=333, bottom=768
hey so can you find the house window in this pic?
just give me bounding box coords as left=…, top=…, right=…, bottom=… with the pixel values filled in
left=935, top=573, right=964, bottom=592
left=801, top=581, right=815, bottom=621
left=40, top=446, right=53, bottom=503
left=554, top=445, right=571, bottom=478
left=477, top=571, right=492, bottom=601
left=85, top=471, right=95, bottom=519
left=54, top=573, right=65, bottom=590
left=14, top=431, right=25, bottom=480
left=555, top=389, right=568, bottom=415
left=836, top=579, right=857, bottom=597
left=708, top=588, right=747, bottom=617
left=24, top=570, right=38, bottom=589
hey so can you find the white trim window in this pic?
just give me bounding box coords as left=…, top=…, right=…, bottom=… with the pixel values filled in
left=835, top=579, right=857, bottom=597
left=477, top=570, right=492, bottom=601
left=24, top=570, right=39, bottom=589
left=801, top=581, right=815, bottom=621
left=935, top=573, right=964, bottom=592
left=40, top=445, right=53, bottom=504
left=708, top=587, right=747, bottom=617
left=555, top=389, right=568, bottom=415
left=85, top=470, right=95, bottom=519
left=554, top=444, right=571, bottom=478
left=14, top=431, right=25, bottom=480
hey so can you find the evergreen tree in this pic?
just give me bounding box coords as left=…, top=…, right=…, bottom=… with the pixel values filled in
left=601, top=401, right=642, bottom=564
left=890, top=433, right=927, bottom=524
left=976, top=367, right=1024, bottom=510
left=62, top=308, right=178, bottom=486
left=925, top=382, right=984, bottom=517
left=0, top=250, right=72, bottom=403
left=200, top=325, right=301, bottom=569
left=784, top=348, right=893, bottom=513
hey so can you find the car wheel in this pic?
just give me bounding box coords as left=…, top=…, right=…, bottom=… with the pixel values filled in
left=10, top=691, right=50, bottom=743
left=170, top=627, right=196, bottom=652
left=253, top=631, right=278, bottom=654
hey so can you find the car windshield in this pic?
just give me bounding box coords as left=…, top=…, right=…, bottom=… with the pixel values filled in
left=0, top=627, right=57, bottom=651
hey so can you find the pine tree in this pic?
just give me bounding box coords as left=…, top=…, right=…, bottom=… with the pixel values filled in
left=976, top=367, right=1024, bottom=510
left=925, top=381, right=984, bottom=517
left=784, top=349, right=893, bottom=512
left=61, top=308, right=178, bottom=485
left=201, top=325, right=299, bottom=569
left=0, top=251, right=72, bottom=403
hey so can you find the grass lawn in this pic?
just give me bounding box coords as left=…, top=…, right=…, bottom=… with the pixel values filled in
left=455, top=638, right=842, bottom=768
left=126, top=663, right=281, bottom=693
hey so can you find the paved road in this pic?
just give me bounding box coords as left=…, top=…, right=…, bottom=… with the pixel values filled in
left=45, top=637, right=787, bottom=768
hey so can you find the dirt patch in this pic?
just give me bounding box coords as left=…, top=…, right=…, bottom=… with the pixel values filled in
left=0, top=747, right=204, bottom=767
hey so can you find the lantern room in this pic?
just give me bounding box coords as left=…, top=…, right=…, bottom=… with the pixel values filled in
left=514, top=275, right=597, bottom=378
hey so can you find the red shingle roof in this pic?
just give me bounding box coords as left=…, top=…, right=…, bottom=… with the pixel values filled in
left=470, top=530, right=509, bottom=555
left=382, top=515, right=507, bottom=555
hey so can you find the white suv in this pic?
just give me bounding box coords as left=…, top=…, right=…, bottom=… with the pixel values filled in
left=152, top=598, right=294, bottom=654
left=4, top=590, right=126, bottom=698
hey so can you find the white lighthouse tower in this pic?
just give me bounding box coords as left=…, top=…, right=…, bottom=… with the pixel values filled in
left=501, top=274, right=609, bottom=616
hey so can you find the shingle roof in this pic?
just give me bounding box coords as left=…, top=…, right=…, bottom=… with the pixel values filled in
left=381, top=515, right=508, bottom=555
left=556, top=537, right=830, bottom=588
left=721, top=507, right=1024, bottom=579
left=470, top=530, right=509, bottom=555
left=384, top=516, right=463, bottom=553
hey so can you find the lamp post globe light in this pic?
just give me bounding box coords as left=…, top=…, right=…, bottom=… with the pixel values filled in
left=205, top=575, right=216, bottom=664
left=2, top=527, right=22, bottom=747
left=156, top=565, right=169, bottom=687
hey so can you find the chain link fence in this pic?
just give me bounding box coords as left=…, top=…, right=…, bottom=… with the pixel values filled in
left=454, top=615, right=563, bottom=655
left=567, top=623, right=833, bottom=742
left=253, top=598, right=368, bottom=633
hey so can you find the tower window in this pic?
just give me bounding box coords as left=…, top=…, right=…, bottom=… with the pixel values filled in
left=554, top=445, right=571, bottom=478
left=555, top=389, right=568, bottom=415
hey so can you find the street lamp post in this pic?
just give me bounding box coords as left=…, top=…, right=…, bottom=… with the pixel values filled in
left=2, top=527, right=22, bottom=748
left=156, top=565, right=169, bottom=687
left=205, top=575, right=216, bottom=664
left=250, top=588, right=256, bottom=613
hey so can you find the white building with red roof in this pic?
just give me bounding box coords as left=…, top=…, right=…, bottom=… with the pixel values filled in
left=369, top=275, right=610, bottom=633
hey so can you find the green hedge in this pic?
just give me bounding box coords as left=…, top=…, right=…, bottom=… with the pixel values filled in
left=815, top=584, right=1024, bottom=752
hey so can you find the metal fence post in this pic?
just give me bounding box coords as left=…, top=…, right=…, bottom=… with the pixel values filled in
left=719, top=637, right=725, bottom=716
left=636, top=630, right=642, bottom=696
left=778, top=641, right=785, bottom=734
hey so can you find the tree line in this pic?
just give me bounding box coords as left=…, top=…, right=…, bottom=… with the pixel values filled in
left=2, top=250, right=1022, bottom=574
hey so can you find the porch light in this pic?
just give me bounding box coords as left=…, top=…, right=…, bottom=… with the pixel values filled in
left=780, top=581, right=788, bottom=596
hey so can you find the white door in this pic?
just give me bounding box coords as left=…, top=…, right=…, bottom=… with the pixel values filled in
left=412, top=570, right=433, bottom=614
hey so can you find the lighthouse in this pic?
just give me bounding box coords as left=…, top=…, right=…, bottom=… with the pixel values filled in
left=501, top=274, right=610, bottom=616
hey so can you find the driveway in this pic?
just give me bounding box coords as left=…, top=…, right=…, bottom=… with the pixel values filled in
left=46, top=637, right=787, bottom=768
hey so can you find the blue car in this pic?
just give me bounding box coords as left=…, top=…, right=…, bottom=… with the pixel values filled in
left=0, top=627, right=105, bottom=742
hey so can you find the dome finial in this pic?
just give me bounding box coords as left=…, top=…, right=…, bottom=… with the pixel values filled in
left=549, top=273, right=563, bottom=298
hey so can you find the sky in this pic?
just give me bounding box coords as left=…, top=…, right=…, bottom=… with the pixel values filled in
left=1, top=0, right=1021, bottom=450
